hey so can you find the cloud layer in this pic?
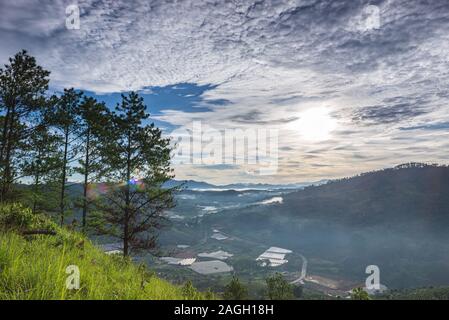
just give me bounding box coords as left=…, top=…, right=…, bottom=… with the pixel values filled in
left=1, top=0, right=449, bottom=183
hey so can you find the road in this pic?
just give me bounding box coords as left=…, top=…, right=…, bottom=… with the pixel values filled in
left=290, top=253, right=307, bottom=285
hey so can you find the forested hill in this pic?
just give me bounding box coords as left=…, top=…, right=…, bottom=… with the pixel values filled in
left=199, top=163, right=449, bottom=288
left=281, top=163, right=449, bottom=233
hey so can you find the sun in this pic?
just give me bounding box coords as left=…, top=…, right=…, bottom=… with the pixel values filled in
left=290, top=107, right=337, bottom=141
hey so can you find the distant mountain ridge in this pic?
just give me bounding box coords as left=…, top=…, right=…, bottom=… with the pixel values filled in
left=164, top=179, right=326, bottom=191
left=61, top=179, right=319, bottom=192
left=281, top=162, right=449, bottom=231
left=199, top=163, right=449, bottom=288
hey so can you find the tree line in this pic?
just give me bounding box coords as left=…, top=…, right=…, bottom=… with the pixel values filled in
left=0, top=50, right=177, bottom=257
left=222, top=273, right=303, bottom=300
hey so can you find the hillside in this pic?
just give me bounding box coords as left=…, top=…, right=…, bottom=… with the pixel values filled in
left=206, top=163, right=449, bottom=234
left=280, top=163, right=449, bottom=233
left=200, top=164, right=449, bottom=289
left=0, top=203, right=210, bottom=300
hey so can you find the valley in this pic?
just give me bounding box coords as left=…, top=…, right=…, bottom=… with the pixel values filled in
left=136, top=164, right=449, bottom=298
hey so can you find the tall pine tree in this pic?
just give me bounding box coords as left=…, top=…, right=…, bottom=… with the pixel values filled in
left=75, top=96, right=110, bottom=233
left=21, top=125, right=63, bottom=213
left=0, top=50, right=50, bottom=202
left=91, top=92, right=177, bottom=257
left=48, top=88, right=83, bottom=225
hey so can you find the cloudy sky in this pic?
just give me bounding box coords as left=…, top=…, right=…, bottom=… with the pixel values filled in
left=1, top=0, right=449, bottom=184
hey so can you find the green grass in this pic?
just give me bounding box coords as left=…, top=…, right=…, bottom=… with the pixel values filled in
left=0, top=203, right=213, bottom=300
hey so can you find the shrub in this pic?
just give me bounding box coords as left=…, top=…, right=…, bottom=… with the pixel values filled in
left=265, top=273, right=294, bottom=300
left=223, top=276, right=248, bottom=300
left=351, top=287, right=371, bottom=300
left=182, top=280, right=202, bottom=300
left=0, top=203, right=56, bottom=232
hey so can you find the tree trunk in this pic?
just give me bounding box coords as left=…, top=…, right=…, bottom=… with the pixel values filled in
left=82, top=127, right=90, bottom=233
left=0, top=104, right=11, bottom=166
left=0, top=105, right=10, bottom=204
left=123, top=131, right=131, bottom=257
left=59, top=127, right=69, bottom=226
left=32, top=147, right=42, bottom=214
left=1, top=106, right=16, bottom=201
left=32, top=169, right=40, bottom=214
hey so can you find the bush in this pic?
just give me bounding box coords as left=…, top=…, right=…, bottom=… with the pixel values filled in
left=223, top=276, right=248, bottom=300
left=265, top=273, right=294, bottom=300
left=351, top=287, right=371, bottom=300
left=0, top=203, right=56, bottom=232
left=181, top=280, right=203, bottom=300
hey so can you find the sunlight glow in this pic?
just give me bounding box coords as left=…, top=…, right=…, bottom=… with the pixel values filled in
left=290, top=107, right=337, bottom=141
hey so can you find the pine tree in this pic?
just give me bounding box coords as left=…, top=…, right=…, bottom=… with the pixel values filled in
left=265, top=273, right=294, bottom=300
left=0, top=50, right=50, bottom=202
left=21, top=125, right=63, bottom=213
left=181, top=281, right=202, bottom=300
left=90, top=92, right=177, bottom=257
left=223, top=276, right=248, bottom=300
left=48, top=88, right=83, bottom=225
left=75, top=96, right=110, bottom=233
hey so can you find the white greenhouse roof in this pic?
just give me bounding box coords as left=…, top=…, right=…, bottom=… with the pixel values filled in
left=266, top=247, right=292, bottom=254
left=198, top=250, right=233, bottom=260
left=257, top=252, right=286, bottom=260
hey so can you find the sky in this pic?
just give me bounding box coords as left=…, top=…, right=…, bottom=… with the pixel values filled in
left=1, top=0, right=449, bottom=184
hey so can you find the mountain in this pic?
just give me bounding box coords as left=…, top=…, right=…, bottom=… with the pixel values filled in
left=164, top=179, right=322, bottom=191
left=207, top=163, right=449, bottom=233
left=199, top=163, right=449, bottom=289
left=64, top=179, right=323, bottom=192
left=164, top=179, right=217, bottom=190
left=281, top=162, right=449, bottom=232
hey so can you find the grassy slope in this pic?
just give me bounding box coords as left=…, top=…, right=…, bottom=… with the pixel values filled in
left=0, top=204, right=210, bottom=300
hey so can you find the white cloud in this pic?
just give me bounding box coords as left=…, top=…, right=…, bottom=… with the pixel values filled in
left=1, top=0, right=449, bottom=183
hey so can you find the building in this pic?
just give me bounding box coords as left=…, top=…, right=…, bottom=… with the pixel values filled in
left=256, top=246, right=292, bottom=267
left=198, top=250, right=233, bottom=260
